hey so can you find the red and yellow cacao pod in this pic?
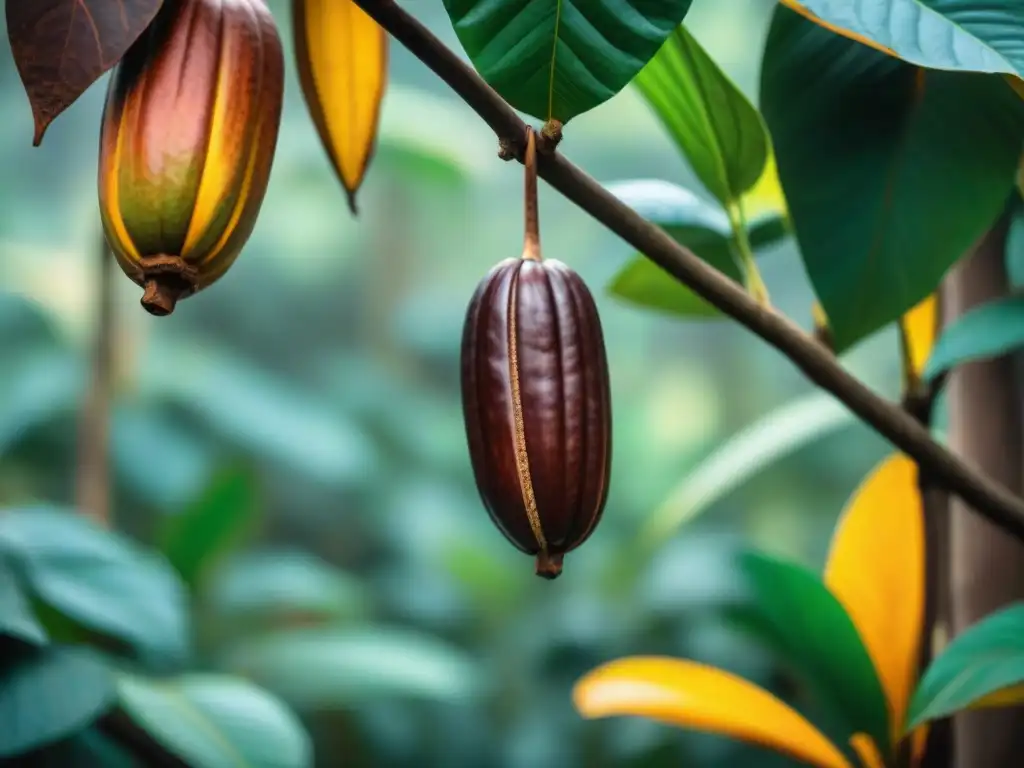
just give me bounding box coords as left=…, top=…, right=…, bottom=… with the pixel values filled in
left=461, top=257, right=612, bottom=579
left=98, top=0, right=285, bottom=316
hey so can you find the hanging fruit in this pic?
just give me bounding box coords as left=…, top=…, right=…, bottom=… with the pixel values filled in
left=293, top=0, right=388, bottom=214
left=460, top=130, right=613, bottom=579
left=98, top=0, right=285, bottom=316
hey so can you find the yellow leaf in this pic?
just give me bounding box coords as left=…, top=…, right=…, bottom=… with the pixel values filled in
left=573, top=657, right=853, bottom=768
left=909, top=725, right=930, bottom=768
left=293, top=0, right=388, bottom=214
left=968, top=682, right=1024, bottom=710
left=849, top=733, right=885, bottom=768
left=824, top=454, right=925, bottom=739
left=899, top=296, right=938, bottom=386
left=742, top=152, right=787, bottom=218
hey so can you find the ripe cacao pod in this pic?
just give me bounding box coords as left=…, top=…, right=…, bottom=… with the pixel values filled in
left=98, top=0, right=285, bottom=316
left=461, top=257, right=612, bottom=579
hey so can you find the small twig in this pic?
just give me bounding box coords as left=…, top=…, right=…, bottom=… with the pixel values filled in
left=352, top=0, right=1024, bottom=544
left=522, top=128, right=541, bottom=261
left=76, top=233, right=115, bottom=527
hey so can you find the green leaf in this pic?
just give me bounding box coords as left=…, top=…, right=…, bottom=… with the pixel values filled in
left=116, top=673, right=312, bottom=768
left=0, top=508, right=190, bottom=666
left=780, top=0, right=1024, bottom=82
left=0, top=645, right=116, bottom=758
left=221, top=627, right=484, bottom=710
left=0, top=557, right=47, bottom=645
left=733, top=550, right=891, bottom=754
left=634, top=24, right=769, bottom=205
left=204, top=550, right=369, bottom=632
left=760, top=7, right=1024, bottom=352
left=440, top=0, right=694, bottom=122
left=908, top=603, right=1024, bottom=729
left=160, top=465, right=260, bottom=591
left=922, top=296, right=1024, bottom=381
left=606, top=179, right=788, bottom=317
left=638, top=391, right=854, bottom=547
left=1005, top=196, right=1024, bottom=288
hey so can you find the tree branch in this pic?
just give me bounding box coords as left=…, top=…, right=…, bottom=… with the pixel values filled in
left=353, top=0, right=1024, bottom=543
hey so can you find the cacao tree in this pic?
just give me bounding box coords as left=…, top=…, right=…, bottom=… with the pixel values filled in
left=4, top=0, right=1024, bottom=767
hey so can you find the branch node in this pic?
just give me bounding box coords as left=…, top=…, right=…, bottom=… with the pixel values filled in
left=538, top=119, right=563, bottom=153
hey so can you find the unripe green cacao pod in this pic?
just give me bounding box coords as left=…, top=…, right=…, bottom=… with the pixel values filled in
left=98, top=0, right=285, bottom=315
left=461, top=257, right=612, bottom=578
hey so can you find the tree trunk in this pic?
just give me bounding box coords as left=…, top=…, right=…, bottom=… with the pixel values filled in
left=943, top=212, right=1024, bottom=767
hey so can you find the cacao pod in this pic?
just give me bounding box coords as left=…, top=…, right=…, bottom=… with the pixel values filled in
left=461, top=257, right=612, bottom=579
left=98, top=0, right=285, bottom=316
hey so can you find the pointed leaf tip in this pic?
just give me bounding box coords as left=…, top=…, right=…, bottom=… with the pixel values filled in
left=825, top=453, right=924, bottom=738
left=574, top=657, right=853, bottom=768
left=293, top=0, right=388, bottom=209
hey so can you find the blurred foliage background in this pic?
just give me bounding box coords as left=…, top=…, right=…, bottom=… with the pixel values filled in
left=0, top=0, right=909, bottom=765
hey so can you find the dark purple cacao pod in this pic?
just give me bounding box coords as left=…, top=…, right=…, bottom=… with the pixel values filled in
left=461, top=257, right=612, bottom=579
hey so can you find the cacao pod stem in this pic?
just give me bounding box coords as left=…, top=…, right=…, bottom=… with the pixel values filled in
left=522, top=128, right=541, bottom=262
left=138, top=255, right=198, bottom=316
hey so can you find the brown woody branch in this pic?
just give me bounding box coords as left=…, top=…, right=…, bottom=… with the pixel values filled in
left=352, top=0, right=1024, bottom=543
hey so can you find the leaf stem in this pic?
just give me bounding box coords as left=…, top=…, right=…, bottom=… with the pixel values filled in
left=522, top=128, right=541, bottom=261
left=728, top=199, right=769, bottom=306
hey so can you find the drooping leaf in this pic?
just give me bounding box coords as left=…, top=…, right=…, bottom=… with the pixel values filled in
left=0, top=558, right=47, bottom=646
left=634, top=24, right=769, bottom=206
left=293, top=0, right=388, bottom=214
left=908, top=603, right=1024, bottom=729
left=159, top=465, right=260, bottom=592
left=204, top=550, right=369, bottom=631
left=116, top=673, right=312, bottom=768
left=0, top=644, right=116, bottom=758
left=0, top=508, right=189, bottom=666
left=606, top=179, right=788, bottom=317
left=0, top=350, right=83, bottom=457
left=824, top=454, right=924, bottom=739
left=573, top=656, right=853, bottom=768
left=734, top=550, right=891, bottom=753
left=440, top=0, right=694, bottom=122
left=777, top=0, right=1024, bottom=92
left=639, top=391, right=854, bottom=547
left=221, top=627, right=483, bottom=709
left=900, top=296, right=938, bottom=386
left=6, top=0, right=166, bottom=144
left=761, top=7, right=1024, bottom=352
left=1006, top=196, right=1024, bottom=288
left=922, top=296, right=1024, bottom=381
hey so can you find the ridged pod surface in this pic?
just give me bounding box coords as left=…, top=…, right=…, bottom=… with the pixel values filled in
left=461, top=257, right=612, bottom=578
left=98, top=0, right=285, bottom=316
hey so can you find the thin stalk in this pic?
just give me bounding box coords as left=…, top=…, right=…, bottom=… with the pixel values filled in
left=728, top=199, right=769, bottom=306
left=522, top=128, right=541, bottom=262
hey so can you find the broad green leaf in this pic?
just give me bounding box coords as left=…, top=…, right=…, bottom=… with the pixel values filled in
left=761, top=7, right=1024, bottom=352
left=908, top=603, right=1024, bottom=729
left=639, top=391, right=854, bottom=547
left=293, top=0, right=388, bottom=213
left=0, top=508, right=189, bottom=666
left=634, top=24, right=769, bottom=205
left=734, top=550, right=891, bottom=754
left=1004, top=196, right=1024, bottom=288
left=159, top=465, right=260, bottom=591
left=606, top=179, right=788, bottom=317
left=922, top=296, right=1024, bottom=381
left=0, top=645, right=115, bottom=758
left=117, top=673, right=312, bottom=768
left=440, top=0, right=694, bottom=122
left=777, top=0, right=1024, bottom=88
left=205, top=550, right=369, bottom=630
left=221, top=627, right=482, bottom=709
left=824, top=454, right=924, bottom=740
left=0, top=558, right=47, bottom=645
left=574, top=656, right=854, bottom=768
left=0, top=350, right=82, bottom=456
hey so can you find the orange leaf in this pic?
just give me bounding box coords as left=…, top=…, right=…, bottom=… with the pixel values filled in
left=824, top=454, right=925, bottom=739
left=293, top=0, right=388, bottom=214
left=899, top=296, right=938, bottom=386
left=849, top=733, right=885, bottom=768
left=574, top=657, right=853, bottom=768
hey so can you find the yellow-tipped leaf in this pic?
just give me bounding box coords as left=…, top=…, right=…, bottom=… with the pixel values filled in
left=899, top=296, right=938, bottom=386
left=293, top=0, right=388, bottom=214
left=824, top=454, right=925, bottom=739
left=574, top=657, right=853, bottom=768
